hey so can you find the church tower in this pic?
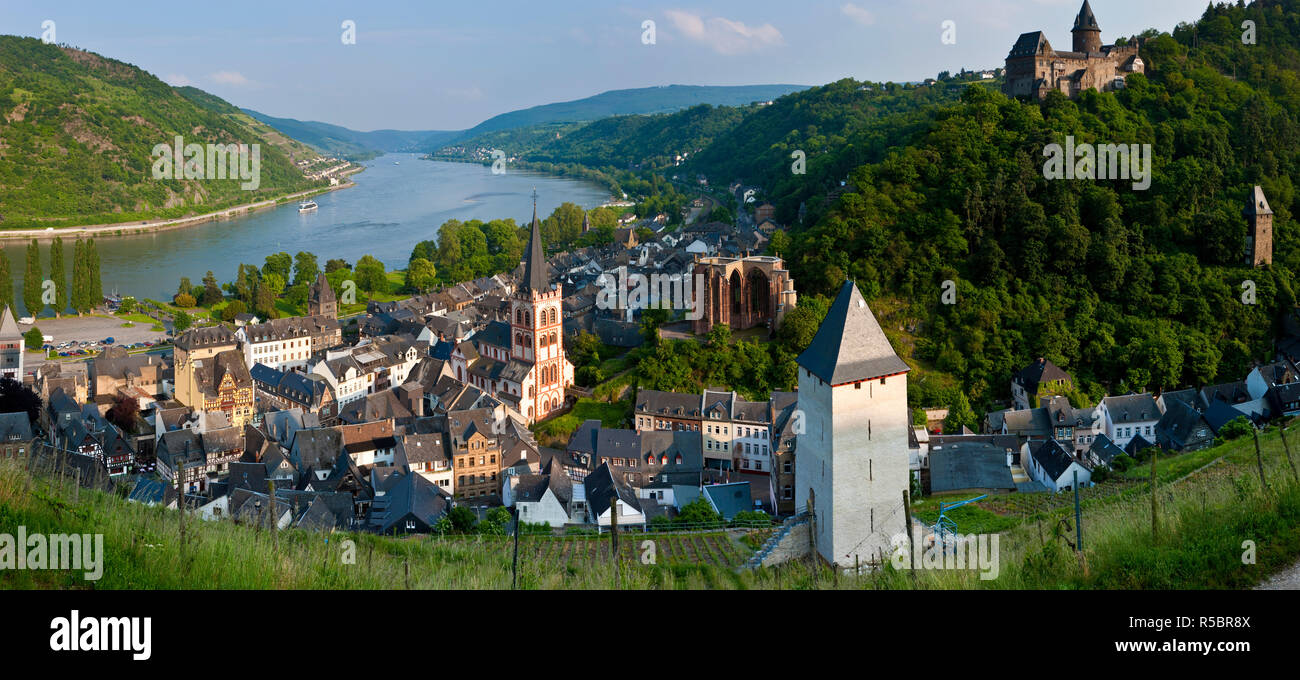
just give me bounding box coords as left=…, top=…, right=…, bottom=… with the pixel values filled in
left=510, top=192, right=573, bottom=421
left=795, top=280, right=911, bottom=568
left=1245, top=185, right=1274, bottom=267
left=1071, top=0, right=1102, bottom=54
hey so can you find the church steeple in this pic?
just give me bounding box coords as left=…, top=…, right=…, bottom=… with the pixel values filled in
left=522, top=189, right=548, bottom=294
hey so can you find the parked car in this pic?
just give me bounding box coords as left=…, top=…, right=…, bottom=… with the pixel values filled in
left=103, top=337, right=115, bottom=344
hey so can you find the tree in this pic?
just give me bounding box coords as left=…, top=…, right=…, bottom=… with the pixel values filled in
left=0, top=249, right=14, bottom=314
left=71, top=239, right=89, bottom=314
left=293, top=251, right=319, bottom=288
left=172, top=310, right=193, bottom=333
left=405, top=258, right=437, bottom=292
left=943, top=392, right=978, bottom=434
left=106, top=395, right=140, bottom=432
left=23, top=238, right=41, bottom=317
left=174, top=293, right=196, bottom=308
left=353, top=255, right=387, bottom=293
left=768, top=229, right=791, bottom=257
left=49, top=237, right=65, bottom=317
left=87, top=238, right=102, bottom=307
left=118, top=296, right=136, bottom=315
left=446, top=506, right=476, bottom=533
left=176, top=277, right=192, bottom=299
left=23, top=327, right=42, bottom=350
left=200, top=271, right=222, bottom=306
left=325, top=258, right=349, bottom=273
left=0, top=377, right=41, bottom=424
left=260, top=272, right=286, bottom=298
left=221, top=300, right=247, bottom=322
left=262, top=252, right=292, bottom=281
left=252, top=281, right=276, bottom=319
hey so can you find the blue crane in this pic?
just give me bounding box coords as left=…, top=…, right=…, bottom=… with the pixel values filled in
left=931, top=494, right=987, bottom=550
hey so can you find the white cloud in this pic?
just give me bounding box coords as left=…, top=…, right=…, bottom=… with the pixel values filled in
left=164, top=73, right=193, bottom=87
left=210, top=70, right=250, bottom=86
left=665, top=10, right=783, bottom=55
left=840, top=3, right=876, bottom=27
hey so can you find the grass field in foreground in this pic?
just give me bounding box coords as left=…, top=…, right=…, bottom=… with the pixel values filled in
left=2, top=426, right=1299, bottom=589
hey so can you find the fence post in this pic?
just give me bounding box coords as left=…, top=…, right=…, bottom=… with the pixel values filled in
left=1253, top=428, right=1269, bottom=492
left=1274, top=426, right=1294, bottom=483
left=1072, top=470, right=1082, bottom=552
left=1149, top=449, right=1158, bottom=543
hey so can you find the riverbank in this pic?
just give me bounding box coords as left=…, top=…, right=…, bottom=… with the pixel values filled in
left=0, top=167, right=363, bottom=241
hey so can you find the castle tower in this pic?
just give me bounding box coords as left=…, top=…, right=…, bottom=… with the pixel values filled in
left=308, top=272, right=337, bottom=318
left=510, top=192, right=572, bottom=421
left=795, top=280, right=911, bottom=568
left=1245, top=185, right=1274, bottom=267
left=1072, top=0, right=1102, bottom=54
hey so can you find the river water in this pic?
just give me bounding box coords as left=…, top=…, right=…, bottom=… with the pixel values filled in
left=3, top=154, right=610, bottom=314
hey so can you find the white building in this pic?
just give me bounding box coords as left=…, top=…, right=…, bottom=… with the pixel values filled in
left=1098, top=393, right=1160, bottom=449
left=0, top=306, right=24, bottom=380
left=795, top=281, right=911, bottom=568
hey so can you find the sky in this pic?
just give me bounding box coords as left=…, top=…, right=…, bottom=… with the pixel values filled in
left=4, top=0, right=1213, bottom=131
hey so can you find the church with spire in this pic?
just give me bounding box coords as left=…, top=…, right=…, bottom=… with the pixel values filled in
left=1003, top=1, right=1144, bottom=100
left=449, top=193, right=574, bottom=423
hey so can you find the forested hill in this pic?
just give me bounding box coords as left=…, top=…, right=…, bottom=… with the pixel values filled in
left=780, top=0, right=1300, bottom=411
left=434, top=79, right=974, bottom=175
left=0, top=36, right=321, bottom=229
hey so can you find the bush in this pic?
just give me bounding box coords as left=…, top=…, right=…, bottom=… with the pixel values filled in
left=173, top=293, right=196, bottom=308
left=1218, top=416, right=1254, bottom=442
left=730, top=510, right=771, bottom=527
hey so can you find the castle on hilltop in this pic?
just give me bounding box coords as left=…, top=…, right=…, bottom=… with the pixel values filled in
left=1004, top=1, right=1144, bottom=100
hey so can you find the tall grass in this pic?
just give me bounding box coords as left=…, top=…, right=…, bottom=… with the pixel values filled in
left=3, top=424, right=1298, bottom=589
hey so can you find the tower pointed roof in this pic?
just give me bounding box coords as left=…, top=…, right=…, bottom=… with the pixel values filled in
left=1073, top=0, right=1100, bottom=32
left=522, top=191, right=549, bottom=294
left=797, top=280, right=909, bottom=385
left=1245, top=185, right=1273, bottom=216
left=0, top=305, right=19, bottom=340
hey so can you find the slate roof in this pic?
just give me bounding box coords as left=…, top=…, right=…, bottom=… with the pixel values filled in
left=583, top=463, right=640, bottom=517
left=1245, top=185, right=1273, bottom=216
left=1074, top=0, right=1099, bottom=31
left=703, top=482, right=752, bottom=520
left=1204, top=400, right=1247, bottom=433
left=1124, top=434, right=1156, bottom=456
left=174, top=325, right=237, bottom=351
left=929, top=441, right=1017, bottom=493
left=1088, top=433, right=1125, bottom=466
left=1015, top=358, right=1072, bottom=392
left=1008, top=31, right=1051, bottom=58
left=797, top=280, right=908, bottom=385
left=568, top=419, right=602, bottom=455
left=1030, top=439, right=1078, bottom=482
left=1104, top=394, right=1159, bottom=424
left=1156, top=400, right=1213, bottom=450
left=521, top=200, right=550, bottom=294
left=0, top=412, right=33, bottom=441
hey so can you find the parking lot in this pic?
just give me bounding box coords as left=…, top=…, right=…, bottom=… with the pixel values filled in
left=18, top=313, right=171, bottom=374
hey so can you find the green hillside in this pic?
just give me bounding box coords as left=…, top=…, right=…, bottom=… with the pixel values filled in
left=0, top=36, right=323, bottom=229
left=527, top=2, right=1300, bottom=416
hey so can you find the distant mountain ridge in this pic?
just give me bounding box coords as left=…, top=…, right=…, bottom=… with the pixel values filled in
left=241, top=109, right=456, bottom=160
left=245, top=83, right=809, bottom=159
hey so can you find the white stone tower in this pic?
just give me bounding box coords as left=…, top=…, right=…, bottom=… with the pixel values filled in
left=794, top=280, right=911, bottom=568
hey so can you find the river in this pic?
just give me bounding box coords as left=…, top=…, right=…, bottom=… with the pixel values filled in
left=3, top=154, right=611, bottom=314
